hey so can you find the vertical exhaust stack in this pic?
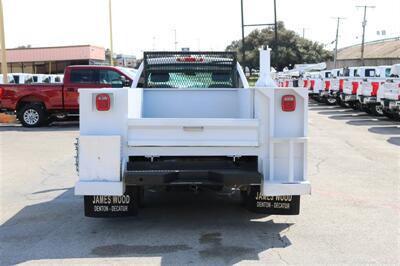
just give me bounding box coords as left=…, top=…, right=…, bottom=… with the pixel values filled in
left=255, top=46, right=277, bottom=88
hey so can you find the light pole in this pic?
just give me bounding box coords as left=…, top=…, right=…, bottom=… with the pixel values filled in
left=0, top=0, right=8, bottom=83
left=356, top=5, right=375, bottom=66
left=332, top=17, right=345, bottom=68
left=108, top=0, right=114, bottom=66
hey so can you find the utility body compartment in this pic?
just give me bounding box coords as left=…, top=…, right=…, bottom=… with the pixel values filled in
left=75, top=51, right=310, bottom=217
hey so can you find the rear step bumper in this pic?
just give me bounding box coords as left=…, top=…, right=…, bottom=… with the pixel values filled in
left=124, top=156, right=261, bottom=186
left=124, top=169, right=262, bottom=186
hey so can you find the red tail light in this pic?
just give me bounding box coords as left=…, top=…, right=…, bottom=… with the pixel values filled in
left=339, top=79, right=344, bottom=92
left=324, top=80, right=331, bottom=91
left=281, top=95, right=296, bottom=112
left=303, top=80, right=308, bottom=88
left=351, top=82, right=359, bottom=95
left=310, top=80, right=315, bottom=89
left=95, top=93, right=111, bottom=111
left=0, top=87, right=4, bottom=99
left=371, top=82, right=379, bottom=97
left=284, top=81, right=289, bottom=87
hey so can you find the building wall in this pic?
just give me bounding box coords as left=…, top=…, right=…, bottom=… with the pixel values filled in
left=0, top=45, right=105, bottom=63
left=0, top=45, right=106, bottom=74
left=326, top=58, right=400, bottom=69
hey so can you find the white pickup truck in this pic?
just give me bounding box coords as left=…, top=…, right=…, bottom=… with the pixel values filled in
left=307, top=72, right=323, bottom=98
left=341, top=66, right=379, bottom=109
left=358, top=65, right=391, bottom=115
left=379, top=64, right=400, bottom=119
left=74, top=50, right=310, bottom=217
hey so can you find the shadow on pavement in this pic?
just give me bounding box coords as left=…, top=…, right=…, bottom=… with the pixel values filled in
left=309, top=103, right=400, bottom=147
left=368, top=126, right=400, bottom=135
left=0, top=189, right=292, bottom=265
left=347, top=119, right=397, bottom=126
left=387, top=137, right=400, bottom=146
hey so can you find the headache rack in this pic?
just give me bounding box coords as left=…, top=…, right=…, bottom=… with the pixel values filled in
left=143, top=51, right=239, bottom=88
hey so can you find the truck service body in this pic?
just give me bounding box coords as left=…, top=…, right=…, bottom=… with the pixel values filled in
left=341, top=66, right=379, bottom=109
left=0, top=65, right=136, bottom=127
left=358, top=66, right=391, bottom=115
left=379, top=64, right=400, bottom=119
left=75, top=50, right=311, bottom=217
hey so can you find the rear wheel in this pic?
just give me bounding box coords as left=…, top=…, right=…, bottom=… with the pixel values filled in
left=325, top=97, right=337, bottom=105
left=369, top=104, right=383, bottom=116
left=17, top=103, right=49, bottom=127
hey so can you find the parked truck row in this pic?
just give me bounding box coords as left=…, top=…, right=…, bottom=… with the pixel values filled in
left=277, top=64, right=400, bottom=120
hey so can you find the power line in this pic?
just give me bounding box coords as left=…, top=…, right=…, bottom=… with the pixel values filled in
left=356, top=5, right=375, bottom=66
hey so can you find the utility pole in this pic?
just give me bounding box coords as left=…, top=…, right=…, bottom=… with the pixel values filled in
left=173, top=29, right=177, bottom=51
left=240, top=0, right=245, bottom=65
left=108, top=0, right=114, bottom=66
left=356, top=5, right=375, bottom=66
left=332, top=17, right=345, bottom=68
left=274, top=0, right=278, bottom=46
left=0, top=0, right=8, bottom=84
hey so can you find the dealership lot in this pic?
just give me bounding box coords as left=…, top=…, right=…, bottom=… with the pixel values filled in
left=0, top=102, right=399, bottom=265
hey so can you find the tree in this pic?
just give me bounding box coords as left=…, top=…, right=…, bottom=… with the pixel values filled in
left=226, top=22, right=333, bottom=71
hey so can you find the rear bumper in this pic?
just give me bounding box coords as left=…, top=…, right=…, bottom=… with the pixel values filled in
left=382, top=99, right=400, bottom=111
left=319, top=90, right=329, bottom=97
left=359, top=96, right=377, bottom=104
left=340, top=93, right=357, bottom=102
left=124, top=169, right=262, bottom=186
left=124, top=156, right=261, bottom=187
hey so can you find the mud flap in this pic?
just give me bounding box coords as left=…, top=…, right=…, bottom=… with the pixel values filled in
left=84, top=186, right=139, bottom=217
left=245, top=186, right=300, bottom=215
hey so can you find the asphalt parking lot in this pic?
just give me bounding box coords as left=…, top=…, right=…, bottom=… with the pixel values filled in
left=0, top=102, right=399, bottom=265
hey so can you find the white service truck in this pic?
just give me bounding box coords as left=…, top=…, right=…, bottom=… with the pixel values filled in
left=379, top=64, right=400, bottom=119
left=358, top=65, right=391, bottom=116
left=74, top=50, right=310, bottom=217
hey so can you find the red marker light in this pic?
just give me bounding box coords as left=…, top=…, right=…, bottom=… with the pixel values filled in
left=0, top=87, right=4, bottom=99
left=371, top=82, right=379, bottom=97
left=303, top=80, right=308, bottom=88
left=351, top=82, right=359, bottom=95
left=339, top=79, right=344, bottom=92
left=282, top=95, right=296, bottom=112
left=96, top=93, right=111, bottom=111
left=325, top=80, right=331, bottom=91
left=310, top=80, right=315, bottom=89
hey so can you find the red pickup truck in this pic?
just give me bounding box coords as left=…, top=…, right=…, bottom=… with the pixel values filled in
left=0, top=65, right=136, bottom=127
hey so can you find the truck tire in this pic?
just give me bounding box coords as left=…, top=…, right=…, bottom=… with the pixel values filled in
left=325, top=97, right=337, bottom=105
left=243, top=185, right=300, bottom=215
left=369, top=104, right=383, bottom=116
left=17, top=103, right=49, bottom=127
left=338, top=98, right=349, bottom=108
left=382, top=109, right=395, bottom=119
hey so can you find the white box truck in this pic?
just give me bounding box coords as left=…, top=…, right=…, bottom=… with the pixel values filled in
left=74, top=49, right=310, bottom=217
